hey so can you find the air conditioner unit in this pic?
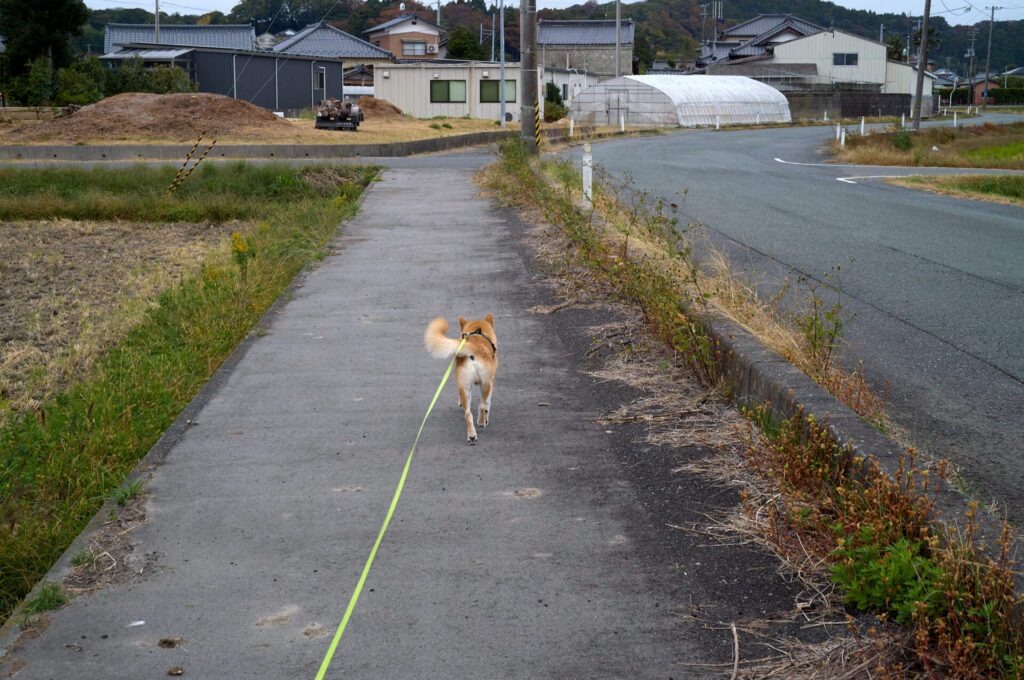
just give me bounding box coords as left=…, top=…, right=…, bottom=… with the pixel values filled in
left=426, top=44, right=438, bottom=53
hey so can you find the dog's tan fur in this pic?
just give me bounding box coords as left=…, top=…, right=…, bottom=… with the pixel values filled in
left=424, top=315, right=498, bottom=444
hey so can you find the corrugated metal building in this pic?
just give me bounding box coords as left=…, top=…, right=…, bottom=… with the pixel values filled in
left=101, top=45, right=344, bottom=111
left=374, top=62, right=598, bottom=121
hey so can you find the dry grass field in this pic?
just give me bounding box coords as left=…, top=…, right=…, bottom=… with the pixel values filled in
left=0, top=92, right=509, bottom=146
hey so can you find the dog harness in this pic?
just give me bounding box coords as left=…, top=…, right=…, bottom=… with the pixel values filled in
left=462, top=329, right=497, bottom=354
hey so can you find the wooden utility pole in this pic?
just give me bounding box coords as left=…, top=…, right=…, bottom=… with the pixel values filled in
left=912, top=0, right=931, bottom=130
left=615, top=0, right=621, bottom=78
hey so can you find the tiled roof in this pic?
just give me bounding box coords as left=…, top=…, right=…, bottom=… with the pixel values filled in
left=537, top=19, right=634, bottom=46
left=720, top=14, right=823, bottom=40
left=364, top=14, right=442, bottom=35
left=274, top=21, right=393, bottom=59
left=104, top=23, right=255, bottom=54
left=728, top=19, right=820, bottom=58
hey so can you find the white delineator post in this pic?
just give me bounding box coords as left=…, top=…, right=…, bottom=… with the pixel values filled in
left=569, top=117, right=574, bottom=138
left=716, top=114, right=720, bottom=130
left=840, top=128, right=846, bottom=148
left=824, top=110, right=828, bottom=121
left=954, top=111, right=958, bottom=127
left=860, top=116, right=865, bottom=135
left=582, top=143, right=593, bottom=209
left=902, top=112, right=906, bottom=128
left=619, top=114, right=625, bottom=132
left=835, top=123, right=841, bottom=140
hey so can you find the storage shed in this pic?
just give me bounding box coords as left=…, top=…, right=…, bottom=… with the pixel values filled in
left=569, top=75, right=791, bottom=127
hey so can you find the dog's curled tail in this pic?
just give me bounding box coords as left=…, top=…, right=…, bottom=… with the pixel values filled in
left=425, top=317, right=463, bottom=359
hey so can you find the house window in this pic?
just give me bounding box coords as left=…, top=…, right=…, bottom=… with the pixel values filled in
left=833, top=53, right=858, bottom=66
left=431, top=80, right=467, bottom=103
left=404, top=41, right=427, bottom=56
left=562, top=83, right=568, bottom=101
left=315, top=67, right=326, bottom=90
left=479, top=79, right=516, bottom=103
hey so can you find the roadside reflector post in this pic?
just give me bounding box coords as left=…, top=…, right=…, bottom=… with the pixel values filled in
left=569, top=117, right=574, bottom=138
left=860, top=116, right=865, bottom=135
left=581, top=143, right=593, bottom=210
left=902, top=112, right=906, bottom=128
left=823, top=110, right=828, bottom=121
left=840, top=128, right=846, bottom=148
left=954, top=111, right=958, bottom=128
left=835, top=123, right=840, bottom=140
left=619, top=114, right=624, bottom=132
left=756, top=111, right=761, bottom=124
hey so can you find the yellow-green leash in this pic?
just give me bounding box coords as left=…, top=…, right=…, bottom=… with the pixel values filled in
left=315, top=336, right=466, bottom=679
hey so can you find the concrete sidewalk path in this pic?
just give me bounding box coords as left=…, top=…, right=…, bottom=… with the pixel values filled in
left=3, top=167, right=731, bottom=679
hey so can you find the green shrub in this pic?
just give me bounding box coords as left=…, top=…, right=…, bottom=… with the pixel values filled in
left=892, top=129, right=913, bottom=150
left=544, top=101, right=568, bottom=122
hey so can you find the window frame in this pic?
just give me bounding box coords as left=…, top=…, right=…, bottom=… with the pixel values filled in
left=430, top=79, right=467, bottom=103
left=479, top=79, right=516, bottom=103
left=403, top=40, right=427, bottom=56
left=832, top=52, right=858, bottom=66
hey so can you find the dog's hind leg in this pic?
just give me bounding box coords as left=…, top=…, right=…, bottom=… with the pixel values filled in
left=458, top=382, right=477, bottom=444
left=478, top=377, right=493, bottom=428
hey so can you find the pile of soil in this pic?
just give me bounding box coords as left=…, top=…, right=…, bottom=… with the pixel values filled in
left=356, top=96, right=405, bottom=119
left=10, top=92, right=295, bottom=143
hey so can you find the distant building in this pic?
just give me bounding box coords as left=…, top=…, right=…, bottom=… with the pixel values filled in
left=537, top=19, right=634, bottom=79
left=698, top=14, right=823, bottom=69
left=273, top=21, right=393, bottom=66
left=103, top=23, right=255, bottom=54
left=364, top=14, right=443, bottom=60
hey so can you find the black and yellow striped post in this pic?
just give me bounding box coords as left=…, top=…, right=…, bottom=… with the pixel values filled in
left=533, top=98, right=541, bottom=150
left=168, top=140, right=217, bottom=194
left=167, top=132, right=205, bottom=193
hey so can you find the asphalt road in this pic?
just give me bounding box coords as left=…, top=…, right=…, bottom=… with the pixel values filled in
left=573, top=118, right=1024, bottom=516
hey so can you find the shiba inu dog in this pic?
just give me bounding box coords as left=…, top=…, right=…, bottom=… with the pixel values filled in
left=424, top=315, right=498, bottom=444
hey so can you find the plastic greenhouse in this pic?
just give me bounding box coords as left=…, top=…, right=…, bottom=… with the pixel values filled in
left=568, top=75, right=791, bottom=127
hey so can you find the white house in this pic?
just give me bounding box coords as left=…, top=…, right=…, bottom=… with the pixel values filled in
left=373, top=62, right=597, bottom=121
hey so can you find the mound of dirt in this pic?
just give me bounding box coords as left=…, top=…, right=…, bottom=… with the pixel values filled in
left=356, top=96, right=405, bottom=119
left=11, top=92, right=295, bottom=143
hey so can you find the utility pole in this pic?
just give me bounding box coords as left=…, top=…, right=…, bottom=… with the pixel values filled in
left=966, top=26, right=977, bottom=88
left=499, top=0, right=506, bottom=126
left=912, top=0, right=931, bottom=130
left=491, top=12, right=495, bottom=61
left=155, top=0, right=160, bottom=43
left=520, top=0, right=538, bottom=153
left=615, top=0, right=621, bottom=78
left=436, top=0, right=441, bottom=26
left=879, top=23, right=883, bottom=43
left=983, top=6, right=1002, bottom=112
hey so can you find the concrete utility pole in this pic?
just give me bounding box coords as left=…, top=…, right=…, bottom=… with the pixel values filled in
left=912, top=0, right=931, bottom=130
left=499, top=0, right=506, bottom=126
left=520, top=0, right=538, bottom=153
left=155, top=0, right=160, bottom=42
left=615, top=0, right=621, bottom=78
left=983, top=6, right=1002, bottom=112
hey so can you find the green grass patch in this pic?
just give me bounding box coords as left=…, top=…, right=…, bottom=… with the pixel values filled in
left=836, top=122, right=1024, bottom=169
left=962, top=140, right=1024, bottom=163
left=22, top=583, right=68, bottom=614
left=889, top=174, right=1024, bottom=204
left=0, top=163, right=365, bottom=222
left=0, top=163, right=377, bottom=624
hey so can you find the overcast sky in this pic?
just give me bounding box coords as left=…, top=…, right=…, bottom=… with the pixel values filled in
left=83, top=0, right=1024, bottom=26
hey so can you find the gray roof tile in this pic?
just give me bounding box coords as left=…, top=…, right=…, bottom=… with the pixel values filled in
left=104, top=23, right=254, bottom=54
left=721, top=14, right=823, bottom=40
left=274, top=21, right=393, bottom=59
left=537, top=20, right=634, bottom=46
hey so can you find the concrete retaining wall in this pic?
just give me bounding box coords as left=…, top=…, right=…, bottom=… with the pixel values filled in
left=785, top=92, right=914, bottom=119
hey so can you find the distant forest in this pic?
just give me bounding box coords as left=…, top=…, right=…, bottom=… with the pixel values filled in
left=79, top=0, right=1024, bottom=76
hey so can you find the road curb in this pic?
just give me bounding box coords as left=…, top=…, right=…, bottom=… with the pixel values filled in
left=708, top=314, right=1012, bottom=571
